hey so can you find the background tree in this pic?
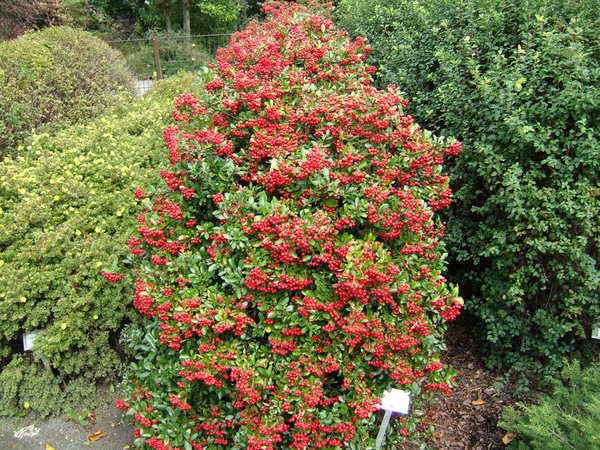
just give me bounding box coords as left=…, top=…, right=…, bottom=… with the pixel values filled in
left=182, top=0, right=191, bottom=35
left=139, top=0, right=241, bottom=35
left=152, top=0, right=177, bottom=32
left=0, top=0, right=64, bottom=40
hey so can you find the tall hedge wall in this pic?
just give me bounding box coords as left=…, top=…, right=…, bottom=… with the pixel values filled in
left=337, top=0, right=599, bottom=384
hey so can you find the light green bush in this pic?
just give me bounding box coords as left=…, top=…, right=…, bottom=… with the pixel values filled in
left=0, top=73, right=196, bottom=417
left=337, top=0, right=600, bottom=385
left=500, top=360, right=600, bottom=450
left=0, top=355, right=65, bottom=418
left=0, top=26, right=135, bottom=158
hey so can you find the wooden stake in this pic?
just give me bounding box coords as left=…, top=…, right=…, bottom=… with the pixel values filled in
left=153, top=37, right=162, bottom=80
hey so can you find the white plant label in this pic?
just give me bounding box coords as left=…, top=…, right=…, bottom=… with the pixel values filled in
left=379, top=388, right=411, bottom=414
left=375, top=389, right=411, bottom=449
left=592, top=326, right=600, bottom=340
left=22, top=331, right=38, bottom=351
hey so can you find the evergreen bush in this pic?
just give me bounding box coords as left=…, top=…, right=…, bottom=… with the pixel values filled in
left=500, top=360, right=600, bottom=450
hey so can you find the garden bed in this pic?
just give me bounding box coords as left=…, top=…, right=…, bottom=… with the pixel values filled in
left=417, top=315, right=537, bottom=449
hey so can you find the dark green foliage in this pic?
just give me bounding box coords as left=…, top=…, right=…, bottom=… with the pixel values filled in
left=0, top=26, right=135, bottom=158
left=88, top=0, right=148, bottom=29
left=337, top=0, right=599, bottom=382
left=500, top=360, right=600, bottom=450
left=109, top=0, right=241, bottom=35
left=0, top=74, right=196, bottom=417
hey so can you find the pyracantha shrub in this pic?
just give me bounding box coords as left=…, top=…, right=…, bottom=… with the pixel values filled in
left=118, top=2, right=462, bottom=448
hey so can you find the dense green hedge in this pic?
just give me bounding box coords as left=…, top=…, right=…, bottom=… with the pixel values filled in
left=0, top=26, right=135, bottom=158
left=337, top=0, right=599, bottom=384
left=0, top=74, right=196, bottom=418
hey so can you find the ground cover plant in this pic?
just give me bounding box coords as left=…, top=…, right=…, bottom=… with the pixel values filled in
left=0, top=74, right=195, bottom=418
left=500, top=360, right=600, bottom=449
left=0, top=26, right=135, bottom=158
left=116, top=2, right=463, bottom=448
left=337, top=0, right=600, bottom=386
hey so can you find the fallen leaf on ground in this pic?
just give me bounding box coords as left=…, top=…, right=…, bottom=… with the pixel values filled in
left=472, top=399, right=486, bottom=406
left=87, top=430, right=107, bottom=442
left=46, top=445, right=55, bottom=450
left=502, top=432, right=516, bottom=445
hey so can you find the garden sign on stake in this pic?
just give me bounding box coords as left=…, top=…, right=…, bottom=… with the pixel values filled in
left=22, top=331, right=38, bottom=352
left=376, top=389, right=411, bottom=448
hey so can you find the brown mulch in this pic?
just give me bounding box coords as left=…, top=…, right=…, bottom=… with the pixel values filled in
left=414, top=315, right=537, bottom=449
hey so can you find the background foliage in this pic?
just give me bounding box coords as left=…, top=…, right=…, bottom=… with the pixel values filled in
left=0, top=0, right=251, bottom=40
left=336, top=0, right=600, bottom=384
left=0, top=26, right=135, bottom=158
left=116, top=31, right=221, bottom=80
left=141, top=0, right=243, bottom=34
left=0, top=74, right=196, bottom=418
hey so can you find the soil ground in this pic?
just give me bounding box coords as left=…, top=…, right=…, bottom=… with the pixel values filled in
left=0, top=398, right=134, bottom=450
left=415, top=315, right=536, bottom=449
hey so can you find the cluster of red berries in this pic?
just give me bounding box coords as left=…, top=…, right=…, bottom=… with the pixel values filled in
left=101, top=271, right=123, bottom=283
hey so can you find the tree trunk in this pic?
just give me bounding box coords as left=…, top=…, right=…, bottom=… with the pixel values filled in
left=237, top=0, right=248, bottom=31
left=182, top=0, right=190, bottom=36
left=165, top=13, right=172, bottom=33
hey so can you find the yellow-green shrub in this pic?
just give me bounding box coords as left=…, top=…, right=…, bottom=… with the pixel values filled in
left=0, top=26, right=135, bottom=158
left=0, top=74, right=196, bottom=417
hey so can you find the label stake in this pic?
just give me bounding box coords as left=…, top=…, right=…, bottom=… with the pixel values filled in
left=375, top=389, right=411, bottom=448
left=375, top=409, right=393, bottom=449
